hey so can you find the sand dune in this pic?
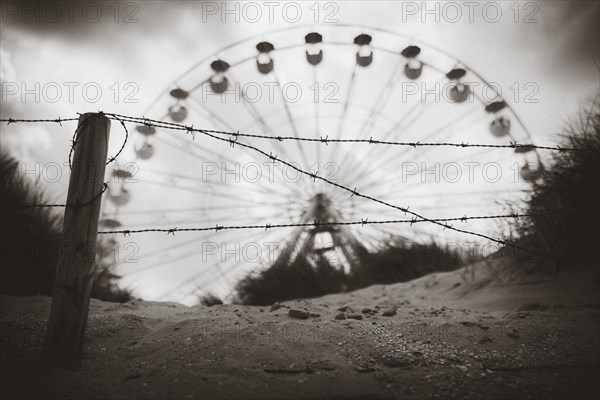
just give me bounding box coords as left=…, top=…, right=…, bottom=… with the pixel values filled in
left=1, top=256, right=599, bottom=399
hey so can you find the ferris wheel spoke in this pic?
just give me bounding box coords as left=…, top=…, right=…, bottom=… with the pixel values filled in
left=389, top=76, right=449, bottom=131
left=158, top=141, right=313, bottom=204
left=139, top=178, right=289, bottom=208
left=365, top=223, right=451, bottom=243
left=398, top=115, right=494, bottom=166
left=164, top=261, right=223, bottom=301
left=195, top=254, right=258, bottom=289
left=123, top=228, right=279, bottom=278
left=380, top=93, right=433, bottom=138
left=196, top=228, right=293, bottom=288
left=365, top=187, right=530, bottom=203
left=350, top=157, right=514, bottom=197
left=203, top=261, right=259, bottom=296
left=351, top=106, right=483, bottom=183
left=156, top=227, right=291, bottom=300
left=357, top=57, right=404, bottom=138
left=154, top=130, right=243, bottom=167
left=185, top=99, right=292, bottom=165
left=314, top=66, right=322, bottom=168
left=335, top=63, right=358, bottom=140
left=394, top=101, right=483, bottom=144
left=124, top=248, right=202, bottom=279
left=373, top=177, right=516, bottom=203
left=371, top=218, right=474, bottom=241
left=187, top=96, right=238, bottom=131
left=114, top=202, right=291, bottom=217
left=236, top=83, right=277, bottom=131
left=193, top=258, right=243, bottom=296
left=340, top=75, right=448, bottom=174
left=185, top=96, right=292, bottom=169
left=130, top=229, right=252, bottom=262
left=168, top=97, right=248, bottom=161
left=227, top=69, right=307, bottom=169
left=236, top=117, right=301, bottom=173
left=271, top=70, right=312, bottom=170
left=130, top=239, right=203, bottom=268
left=398, top=145, right=512, bottom=182
left=212, top=264, right=233, bottom=292
left=343, top=109, right=488, bottom=189
left=355, top=230, right=388, bottom=249
left=110, top=203, right=297, bottom=228
left=118, top=209, right=292, bottom=231
left=119, top=26, right=543, bottom=304
left=344, top=102, right=428, bottom=173
left=351, top=201, right=500, bottom=220
left=139, top=166, right=297, bottom=203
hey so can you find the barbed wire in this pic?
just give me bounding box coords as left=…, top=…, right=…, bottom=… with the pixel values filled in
left=13, top=113, right=126, bottom=210
left=2, top=117, right=79, bottom=125
left=97, top=114, right=553, bottom=258
left=103, top=113, right=129, bottom=165
left=2, top=115, right=597, bottom=153
left=110, top=114, right=598, bottom=153
left=1, top=114, right=129, bottom=170
left=97, top=212, right=557, bottom=236
left=69, top=112, right=128, bottom=169
left=20, top=183, right=109, bottom=210
left=1, top=113, right=568, bottom=257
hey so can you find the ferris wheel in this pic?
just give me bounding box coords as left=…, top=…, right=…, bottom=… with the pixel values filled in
left=98, top=25, right=543, bottom=304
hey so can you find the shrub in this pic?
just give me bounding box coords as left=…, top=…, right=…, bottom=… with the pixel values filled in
left=235, top=253, right=346, bottom=305
left=235, top=239, right=461, bottom=305
left=198, top=292, right=223, bottom=307
left=514, top=100, right=600, bottom=269
left=0, top=152, right=132, bottom=301
left=350, top=240, right=462, bottom=288
left=0, top=152, right=60, bottom=295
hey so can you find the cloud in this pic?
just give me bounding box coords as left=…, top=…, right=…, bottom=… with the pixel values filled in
left=2, top=123, right=53, bottom=159
left=542, top=1, right=600, bottom=61
left=0, top=42, right=16, bottom=83
left=0, top=40, right=17, bottom=117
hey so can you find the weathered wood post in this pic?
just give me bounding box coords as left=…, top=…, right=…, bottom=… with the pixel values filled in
left=45, top=112, right=110, bottom=369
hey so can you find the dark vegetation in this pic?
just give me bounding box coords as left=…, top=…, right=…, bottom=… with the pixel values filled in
left=512, top=100, right=600, bottom=269
left=235, top=254, right=348, bottom=305
left=0, top=152, right=132, bottom=302
left=350, top=240, right=462, bottom=287
left=198, top=292, right=224, bottom=307
left=236, top=98, right=600, bottom=305
left=235, top=241, right=461, bottom=305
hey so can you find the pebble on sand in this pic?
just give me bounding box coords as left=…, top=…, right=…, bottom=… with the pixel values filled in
left=382, top=308, right=397, bottom=317
left=335, top=312, right=347, bottom=320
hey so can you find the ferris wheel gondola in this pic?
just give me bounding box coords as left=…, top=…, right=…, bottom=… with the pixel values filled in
left=100, top=25, right=544, bottom=304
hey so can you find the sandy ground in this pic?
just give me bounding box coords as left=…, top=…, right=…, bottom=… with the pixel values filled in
left=1, top=256, right=599, bottom=399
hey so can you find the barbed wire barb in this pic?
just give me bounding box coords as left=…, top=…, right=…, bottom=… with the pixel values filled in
left=2, top=114, right=598, bottom=152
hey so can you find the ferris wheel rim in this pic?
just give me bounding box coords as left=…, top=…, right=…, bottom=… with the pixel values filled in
left=104, top=24, right=547, bottom=303
left=142, top=23, right=537, bottom=151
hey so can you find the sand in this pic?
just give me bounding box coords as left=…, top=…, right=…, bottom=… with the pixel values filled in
left=1, top=255, right=599, bottom=399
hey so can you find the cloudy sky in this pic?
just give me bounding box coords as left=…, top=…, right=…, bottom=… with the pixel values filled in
left=1, top=1, right=598, bottom=303
left=2, top=1, right=598, bottom=162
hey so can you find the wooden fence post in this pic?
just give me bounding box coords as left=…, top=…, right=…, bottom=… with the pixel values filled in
left=45, top=112, right=110, bottom=369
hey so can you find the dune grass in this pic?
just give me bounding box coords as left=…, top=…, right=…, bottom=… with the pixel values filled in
left=0, top=152, right=131, bottom=302
left=512, top=100, right=600, bottom=270
left=235, top=240, right=460, bottom=305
